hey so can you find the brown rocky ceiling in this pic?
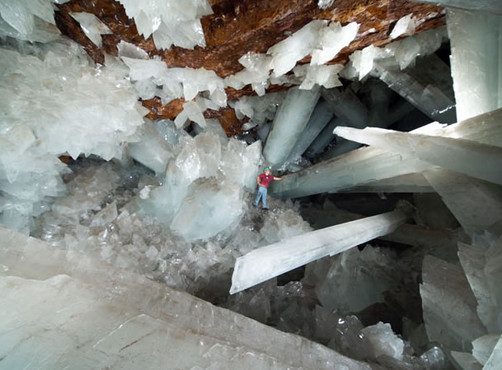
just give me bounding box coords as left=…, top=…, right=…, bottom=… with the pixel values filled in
left=55, top=0, right=445, bottom=135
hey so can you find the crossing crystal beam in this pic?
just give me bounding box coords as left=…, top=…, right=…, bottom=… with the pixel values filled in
left=230, top=205, right=411, bottom=294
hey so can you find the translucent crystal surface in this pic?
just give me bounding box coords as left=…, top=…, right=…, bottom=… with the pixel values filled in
left=0, top=43, right=146, bottom=233
left=0, top=0, right=57, bottom=42
left=230, top=207, right=409, bottom=294
left=390, top=14, right=416, bottom=40
left=0, top=225, right=372, bottom=370
left=271, top=108, right=502, bottom=199
left=70, top=12, right=112, bottom=47
left=333, top=126, right=502, bottom=185
left=420, top=255, right=487, bottom=351
left=447, top=8, right=502, bottom=121
left=117, top=0, right=212, bottom=48
left=263, top=86, right=320, bottom=168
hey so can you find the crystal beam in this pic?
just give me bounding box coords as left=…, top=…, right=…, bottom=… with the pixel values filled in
left=230, top=206, right=411, bottom=294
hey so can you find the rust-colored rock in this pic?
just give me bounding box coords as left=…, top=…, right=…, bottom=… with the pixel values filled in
left=204, top=107, right=249, bottom=136
left=141, top=97, right=185, bottom=121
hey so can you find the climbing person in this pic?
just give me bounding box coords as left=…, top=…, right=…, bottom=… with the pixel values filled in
left=253, top=167, right=284, bottom=210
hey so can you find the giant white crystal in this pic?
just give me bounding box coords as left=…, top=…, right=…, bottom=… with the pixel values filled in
left=333, top=126, right=502, bottom=186
left=447, top=8, right=502, bottom=121
left=0, top=225, right=372, bottom=370
left=263, top=86, right=321, bottom=168
left=272, top=108, right=502, bottom=199
left=230, top=206, right=410, bottom=294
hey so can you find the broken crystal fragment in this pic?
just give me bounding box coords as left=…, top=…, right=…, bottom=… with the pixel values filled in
left=128, top=121, right=173, bottom=175
left=361, top=322, right=405, bottom=361
left=447, top=8, right=502, bottom=121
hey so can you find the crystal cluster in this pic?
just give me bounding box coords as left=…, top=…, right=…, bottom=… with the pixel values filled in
left=116, top=0, right=213, bottom=49
left=225, top=20, right=359, bottom=95
left=0, top=0, right=60, bottom=42
left=122, top=56, right=227, bottom=128
left=0, top=42, right=146, bottom=233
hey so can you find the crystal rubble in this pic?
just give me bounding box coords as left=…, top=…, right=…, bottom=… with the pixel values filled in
left=333, top=126, right=502, bottom=186
left=226, top=269, right=439, bottom=368
left=262, top=86, right=321, bottom=169
left=420, top=255, right=487, bottom=352
left=230, top=204, right=412, bottom=294
left=271, top=108, right=502, bottom=199
left=116, top=0, right=212, bottom=48
left=32, top=158, right=293, bottom=301
left=447, top=8, right=502, bottom=121
left=0, top=226, right=373, bottom=370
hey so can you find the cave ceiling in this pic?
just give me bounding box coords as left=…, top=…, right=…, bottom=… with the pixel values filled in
left=54, top=0, right=445, bottom=135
